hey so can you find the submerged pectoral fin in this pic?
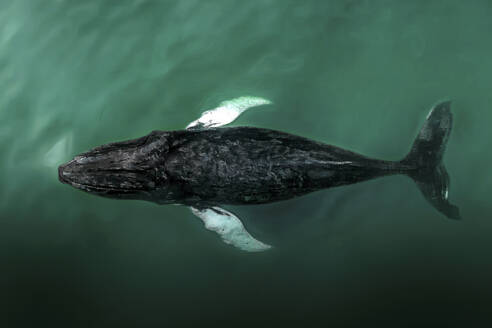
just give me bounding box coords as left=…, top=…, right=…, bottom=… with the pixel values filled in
left=186, top=96, right=272, bottom=130
left=190, top=206, right=272, bottom=252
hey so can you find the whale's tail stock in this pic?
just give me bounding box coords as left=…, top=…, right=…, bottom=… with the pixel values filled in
left=400, top=101, right=461, bottom=220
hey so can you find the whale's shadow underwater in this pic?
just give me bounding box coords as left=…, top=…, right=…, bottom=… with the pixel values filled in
left=59, top=97, right=460, bottom=252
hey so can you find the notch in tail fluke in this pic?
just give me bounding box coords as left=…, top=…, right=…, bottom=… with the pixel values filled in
left=402, top=101, right=461, bottom=220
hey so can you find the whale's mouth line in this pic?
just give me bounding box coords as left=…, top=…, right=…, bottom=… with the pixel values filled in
left=58, top=163, right=154, bottom=193
left=69, top=181, right=142, bottom=193
left=59, top=173, right=143, bottom=193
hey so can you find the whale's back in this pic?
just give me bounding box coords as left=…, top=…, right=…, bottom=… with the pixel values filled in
left=165, top=127, right=387, bottom=204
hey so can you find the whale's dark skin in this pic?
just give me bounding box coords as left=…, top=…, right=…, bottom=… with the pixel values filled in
left=58, top=101, right=460, bottom=220
left=59, top=127, right=399, bottom=203
left=165, top=127, right=406, bottom=204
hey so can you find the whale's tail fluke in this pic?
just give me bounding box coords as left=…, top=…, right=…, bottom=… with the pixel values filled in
left=401, top=101, right=461, bottom=220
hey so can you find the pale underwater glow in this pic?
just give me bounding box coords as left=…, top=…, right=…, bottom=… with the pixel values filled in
left=43, top=133, right=72, bottom=168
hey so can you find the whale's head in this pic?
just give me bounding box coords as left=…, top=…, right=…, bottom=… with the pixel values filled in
left=58, top=131, right=175, bottom=202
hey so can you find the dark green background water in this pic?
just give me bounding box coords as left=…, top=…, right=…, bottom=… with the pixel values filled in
left=1, top=1, right=491, bottom=327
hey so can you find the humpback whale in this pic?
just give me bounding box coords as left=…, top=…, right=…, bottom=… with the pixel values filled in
left=58, top=97, right=460, bottom=252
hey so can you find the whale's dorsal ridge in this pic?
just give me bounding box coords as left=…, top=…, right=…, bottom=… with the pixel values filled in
left=186, top=96, right=272, bottom=130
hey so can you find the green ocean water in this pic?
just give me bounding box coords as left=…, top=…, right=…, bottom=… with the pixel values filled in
left=1, top=0, right=491, bottom=326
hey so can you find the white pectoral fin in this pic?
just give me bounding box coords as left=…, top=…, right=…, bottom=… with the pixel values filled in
left=190, top=206, right=272, bottom=252
left=186, top=96, right=273, bottom=130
